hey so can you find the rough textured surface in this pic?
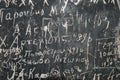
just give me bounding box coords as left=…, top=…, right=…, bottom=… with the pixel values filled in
left=0, top=0, right=120, bottom=80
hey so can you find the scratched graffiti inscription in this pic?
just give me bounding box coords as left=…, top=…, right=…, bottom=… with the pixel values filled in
left=0, top=0, right=120, bottom=80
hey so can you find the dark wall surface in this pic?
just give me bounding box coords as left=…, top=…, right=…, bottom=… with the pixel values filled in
left=0, top=0, right=120, bottom=80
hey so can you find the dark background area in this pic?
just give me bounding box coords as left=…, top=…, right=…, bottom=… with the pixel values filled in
left=0, top=0, right=120, bottom=80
